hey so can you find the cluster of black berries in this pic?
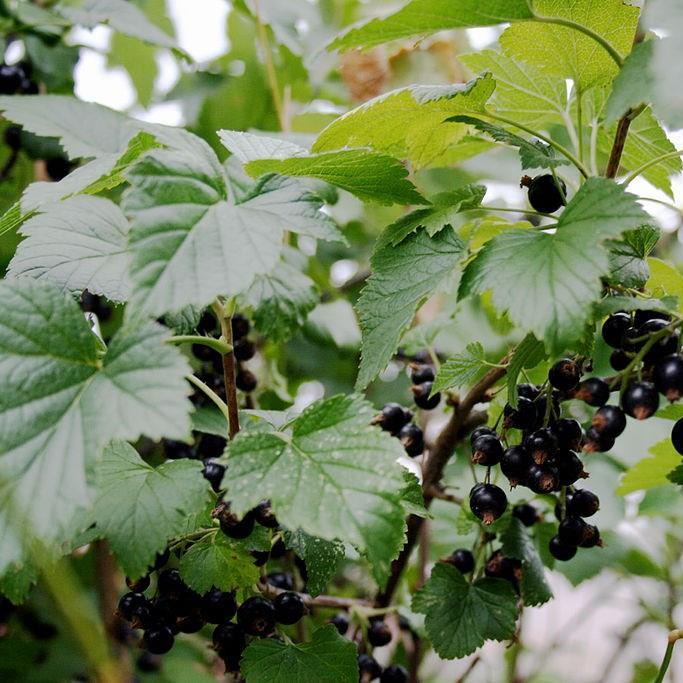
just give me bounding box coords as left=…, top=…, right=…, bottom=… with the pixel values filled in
left=409, top=362, right=441, bottom=411
left=0, top=61, right=38, bottom=95
left=521, top=174, right=567, bottom=214
left=374, top=402, right=424, bottom=458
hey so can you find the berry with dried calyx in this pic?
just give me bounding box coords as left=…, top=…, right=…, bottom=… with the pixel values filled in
left=118, top=592, right=148, bottom=621
left=525, top=428, right=558, bottom=466
left=521, top=174, right=567, bottom=213
left=368, top=618, right=392, bottom=647
left=358, top=654, right=382, bottom=681
left=552, top=418, right=583, bottom=451
left=411, top=381, right=440, bottom=410
left=380, top=666, right=408, bottom=683
left=567, top=489, right=600, bottom=518
left=218, top=506, right=255, bottom=540
left=591, top=405, right=626, bottom=438
left=485, top=551, right=522, bottom=585
left=253, top=500, right=278, bottom=528
left=374, top=403, right=412, bottom=435
left=212, top=621, right=246, bottom=669
left=602, top=313, right=631, bottom=348
left=558, top=516, right=588, bottom=546
left=469, top=483, right=507, bottom=525
left=469, top=426, right=496, bottom=448
left=583, top=426, right=615, bottom=454
left=142, top=626, right=174, bottom=655
left=579, top=524, right=602, bottom=548
left=654, top=355, right=683, bottom=402
left=549, top=535, right=576, bottom=561
left=126, top=575, right=150, bottom=593
left=410, top=364, right=435, bottom=384
left=501, top=445, right=531, bottom=486
left=557, top=450, right=588, bottom=486
left=548, top=358, right=581, bottom=391
left=527, top=464, right=560, bottom=493
left=503, top=396, right=537, bottom=430
left=621, top=381, right=659, bottom=420
left=513, top=503, right=539, bottom=527
left=471, top=434, right=504, bottom=466
left=329, top=613, right=349, bottom=635
left=574, top=377, right=610, bottom=407
left=399, top=422, right=424, bottom=457
left=237, top=596, right=276, bottom=637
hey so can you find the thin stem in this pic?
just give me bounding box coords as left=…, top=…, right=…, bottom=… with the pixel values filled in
left=576, top=89, right=584, bottom=166
left=622, top=149, right=683, bottom=187
left=480, top=205, right=556, bottom=219
left=213, top=301, right=241, bottom=439
left=186, top=373, right=231, bottom=424
left=428, top=486, right=464, bottom=506
left=260, top=582, right=372, bottom=610
left=639, top=197, right=683, bottom=216
left=654, top=631, right=683, bottom=683
left=166, top=335, right=232, bottom=355
left=606, top=105, right=646, bottom=179
left=589, top=119, right=600, bottom=176
left=485, top=112, right=590, bottom=178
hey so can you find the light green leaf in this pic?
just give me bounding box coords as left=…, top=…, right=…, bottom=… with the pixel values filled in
left=647, top=258, right=683, bottom=314
left=109, top=33, right=158, bottom=108
left=95, top=442, right=210, bottom=579
left=285, top=530, right=345, bottom=597
left=8, top=196, right=132, bottom=302
left=459, top=178, right=649, bottom=354
left=224, top=395, right=408, bottom=587
left=506, top=334, right=546, bottom=405
left=606, top=226, right=660, bottom=290
left=356, top=227, right=465, bottom=390
left=617, top=439, right=681, bottom=495
left=313, top=75, right=496, bottom=169
left=241, top=625, right=358, bottom=683
left=412, top=563, right=518, bottom=659
left=433, top=342, right=487, bottom=394
left=605, top=40, right=655, bottom=123
left=595, top=296, right=676, bottom=318
left=656, top=404, right=683, bottom=421
left=178, top=531, right=260, bottom=594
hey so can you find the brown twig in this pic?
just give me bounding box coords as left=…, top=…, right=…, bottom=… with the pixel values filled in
left=427, top=486, right=464, bottom=505
left=455, top=655, right=482, bottom=683
left=215, top=304, right=240, bottom=439
left=605, top=105, right=645, bottom=179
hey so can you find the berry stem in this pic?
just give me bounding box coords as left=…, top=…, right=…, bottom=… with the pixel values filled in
left=186, top=373, right=231, bottom=425
left=260, top=582, right=373, bottom=610
left=622, top=148, right=683, bottom=188
left=654, top=630, right=683, bottom=683
left=166, top=334, right=232, bottom=355
left=212, top=300, right=241, bottom=439
left=426, top=486, right=464, bottom=506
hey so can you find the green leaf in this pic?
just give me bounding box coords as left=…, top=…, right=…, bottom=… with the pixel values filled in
left=224, top=395, right=408, bottom=587
left=285, top=530, right=345, bottom=597
left=124, top=145, right=336, bottom=315
left=356, top=227, right=465, bottom=389
left=605, top=40, right=655, bottom=123
left=595, top=296, right=675, bottom=318
left=380, top=185, right=486, bottom=247
left=313, top=75, right=496, bottom=169
left=500, top=518, right=553, bottom=606
left=433, top=342, right=487, bottom=393
left=330, top=0, right=534, bottom=51
left=8, top=196, right=132, bottom=302
left=656, top=404, right=683, bottom=421
left=605, top=225, right=661, bottom=288
left=109, top=34, right=158, bottom=108
left=412, top=563, right=518, bottom=659
left=459, top=178, right=649, bottom=354
left=647, top=258, right=683, bottom=314
left=94, top=442, right=210, bottom=579
left=0, top=280, right=192, bottom=574
left=448, top=116, right=569, bottom=170
left=617, top=439, right=681, bottom=495
left=178, top=531, right=261, bottom=594
left=506, top=334, right=547, bottom=405
left=400, top=472, right=430, bottom=519
left=241, top=625, right=358, bottom=683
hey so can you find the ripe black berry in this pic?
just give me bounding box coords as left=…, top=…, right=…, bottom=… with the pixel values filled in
left=237, top=596, right=276, bottom=637
left=471, top=434, right=504, bottom=466
left=592, top=405, right=626, bottom=438
left=558, top=516, right=588, bottom=546
left=639, top=319, right=678, bottom=364
left=126, top=575, right=150, bottom=593
left=399, top=422, right=424, bottom=457
left=411, top=381, right=440, bottom=410
left=622, top=381, right=659, bottom=420
left=273, top=592, right=305, bottom=625
left=567, top=489, right=599, bottom=517
left=672, top=418, right=683, bottom=455
left=118, top=592, right=148, bottom=621
left=375, top=403, right=412, bottom=435
left=236, top=369, right=258, bottom=392
left=513, top=503, right=539, bottom=527
left=446, top=548, right=475, bottom=573
left=157, top=569, right=186, bottom=596
left=231, top=313, right=251, bottom=340
left=503, top=396, right=537, bottom=430
left=557, top=450, right=588, bottom=486
left=368, top=619, right=392, bottom=647
left=485, top=551, right=521, bottom=584
left=202, top=461, right=225, bottom=492
left=380, top=665, right=408, bottom=683
left=142, top=626, right=174, bottom=654
left=0, top=64, right=24, bottom=95
left=654, top=355, right=683, bottom=401
left=610, top=350, right=631, bottom=371
left=470, top=426, right=495, bottom=448
left=163, top=439, right=194, bottom=460
left=525, top=428, right=558, bottom=466
left=552, top=418, right=583, bottom=451
left=582, top=426, right=615, bottom=453
left=358, top=654, right=382, bottom=680
left=522, top=174, right=567, bottom=213
left=219, top=507, right=255, bottom=539
left=45, top=156, right=72, bottom=182
left=548, top=358, right=580, bottom=391
left=201, top=588, right=237, bottom=624
left=602, top=313, right=631, bottom=348
left=574, top=378, right=610, bottom=407
left=177, top=613, right=205, bottom=633
left=469, top=483, right=507, bottom=525
left=252, top=500, right=278, bottom=528
left=233, top=338, right=256, bottom=361
left=501, top=445, right=531, bottom=486
left=410, top=364, right=435, bottom=384
left=212, top=621, right=246, bottom=661
left=517, top=383, right=540, bottom=400
left=329, top=613, right=349, bottom=635
left=527, top=464, right=560, bottom=493
left=549, top=536, right=576, bottom=561
left=579, top=524, right=602, bottom=548
left=267, top=572, right=294, bottom=590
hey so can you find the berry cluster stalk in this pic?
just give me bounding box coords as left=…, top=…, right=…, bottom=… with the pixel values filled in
left=213, top=301, right=241, bottom=439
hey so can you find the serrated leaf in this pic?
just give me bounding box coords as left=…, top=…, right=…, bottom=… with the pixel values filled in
left=605, top=40, right=655, bottom=123
left=0, top=280, right=192, bottom=575
left=656, top=404, right=683, bottom=421
left=178, top=531, right=260, bottom=594
left=224, top=395, right=408, bottom=587
left=412, top=563, right=518, bottom=659
left=433, top=342, right=487, bottom=393
left=506, top=335, right=546, bottom=405
left=330, top=0, right=534, bottom=51
left=459, top=178, right=649, bottom=354
left=594, top=296, right=676, bottom=318
left=617, top=439, right=681, bottom=495
left=95, top=442, right=210, bottom=579
left=241, top=625, right=358, bottom=683
left=8, top=196, right=132, bottom=302
left=285, top=530, right=345, bottom=597
left=313, top=75, right=495, bottom=169
left=400, top=472, right=430, bottom=519
left=647, top=258, right=683, bottom=314
left=380, top=185, right=486, bottom=247
left=356, top=227, right=465, bottom=389
left=500, top=517, right=553, bottom=606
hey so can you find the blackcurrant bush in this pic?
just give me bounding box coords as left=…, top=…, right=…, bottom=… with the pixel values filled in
left=610, top=349, right=631, bottom=371
left=513, top=503, right=539, bottom=527
left=567, top=489, right=599, bottom=517
left=202, top=461, right=225, bottom=492
left=142, top=626, right=175, bottom=654
left=602, top=313, right=631, bottom=348
left=503, top=396, right=537, bottom=429
left=358, top=654, right=382, bottom=680
left=233, top=338, right=256, bottom=361
left=237, top=596, right=276, bottom=637
left=469, top=426, right=496, bottom=448
left=399, top=422, right=424, bottom=457
left=552, top=418, right=583, bottom=451
left=410, top=364, right=435, bottom=384
left=622, top=381, right=659, bottom=420
left=592, top=405, right=627, bottom=438
left=527, top=464, right=560, bottom=493
left=471, top=434, right=504, bottom=466
left=126, top=575, right=150, bottom=593
left=672, top=418, right=683, bottom=455
left=118, top=592, right=148, bottom=621
left=219, top=507, right=255, bottom=540
left=501, top=445, right=531, bottom=486
left=368, top=619, right=392, bottom=647
left=375, top=403, right=412, bottom=435
left=654, top=355, right=683, bottom=401
left=212, top=621, right=246, bottom=660
left=380, top=665, right=408, bottom=683
left=236, top=369, right=258, bottom=392
left=557, top=450, right=588, bottom=486
left=525, top=428, right=558, bottom=466
left=201, top=588, right=237, bottom=624
left=574, top=378, right=610, bottom=407
left=579, top=524, right=602, bottom=548
left=329, top=613, right=349, bottom=635
left=549, top=536, right=576, bottom=561
left=469, top=483, right=507, bottom=525
left=267, top=571, right=294, bottom=590
left=137, top=652, right=162, bottom=672
left=548, top=358, right=580, bottom=391
left=273, top=592, right=305, bottom=625
left=558, top=516, right=588, bottom=546
left=446, top=548, right=475, bottom=573
left=411, top=381, right=440, bottom=410
left=522, top=174, right=567, bottom=213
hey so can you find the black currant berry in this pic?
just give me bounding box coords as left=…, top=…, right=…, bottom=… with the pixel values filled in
left=237, top=596, right=276, bottom=637
left=267, top=572, right=294, bottom=590
left=231, top=313, right=251, bottom=340
left=375, top=403, right=412, bottom=435
left=503, top=396, right=537, bottom=429
left=380, top=665, right=408, bottom=683
left=358, top=654, right=383, bottom=680
left=567, top=489, right=600, bottom=518
left=45, top=156, right=72, bottom=182
left=368, top=619, right=392, bottom=647
left=411, top=381, right=440, bottom=410
left=118, top=592, right=148, bottom=621
left=527, top=464, right=560, bottom=493
left=0, top=64, right=23, bottom=95
left=485, top=551, right=522, bottom=584
left=557, top=450, right=588, bottom=486
left=251, top=550, right=270, bottom=566
left=177, top=613, right=205, bottom=633
left=525, top=428, right=558, bottom=466
left=549, top=536, right=577, bottom=561
left=142, top=626, right=175, bottom=655
left=269, top=539, right=287, bottom=559
left=579, top=524, right=602, bottom=548
left=236, top=369, right=258, bottom=392
left=654, top=355, right=683, bottom=401
left=574, top=378, right=610, bottom=407
left=446, top=548, right=475, bottom=573
left=622, top=381, right=659, bottom=420
left=399, top=422, right=424, bottom=457
left=469, top=483, right=507, bottom=525
left=273, top=592, right=305, bottom=625
left=592, top=405, right=627, bottom=438
left=552, top=418, right=583, bottom=451
left=219, top=507, right=255, bottom=540
left=517, top=383, right=541, bottom=400
left=548, top=358, right=581, bottom=391
left=470, top=426, right=496, bottom=448
left=410, top=364, right=435, bottom=384
left=137, top=652, right=162, bottom=672
left=201, top=588, right=237, bottom=624
left=501, top=445, right=531, bottom=486
left=672, top=418, right=683, bottom=455
left=471, top=434, right=504, bottom=466
left=513, top=503, right=539, bottom=527
left=610, top=350, right=632, bottom=371
left=639, top=319, right=678, bottom=364
left=4, top=125, right=21, bottom=152
left=202, top=461, right=225, bottom=492
left=583, top=426, right=615, bottom=454
left=163, top=439, right=194, bottom=460
left=521, top=174, right=567, bottom=213
left=602, top=313, right=631, bottom=348
left=330, top=613, right=349, bottom=635
left=157, top=569, right=186, bottom=596
left=252, top=500, right=278, bottom=528
left=126, top=575, right=150, bottom=593
left=233, top=338, right=256, bottom=362
left=558, top=516, right=588, bottom=546
left=212, top=621, right=246, bottom=663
